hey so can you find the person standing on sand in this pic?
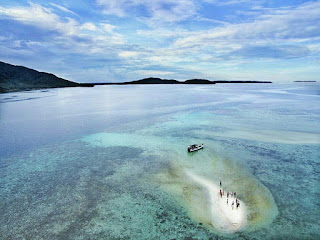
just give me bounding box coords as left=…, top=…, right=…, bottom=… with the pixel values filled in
left=227, top=199, right=228, bottom=205
left=232, top=201, right=234, bottom=210
left=227, top=192, right=229, bottom=198
left=234, top=192, right=236, bottom=198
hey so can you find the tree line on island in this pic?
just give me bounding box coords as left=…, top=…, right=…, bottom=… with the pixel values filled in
left=96, top=77, right=272, bottom=85
left=0, top=61, right=273, bottom=93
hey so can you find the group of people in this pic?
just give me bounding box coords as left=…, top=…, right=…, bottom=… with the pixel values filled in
left=219, top=181, right=240, bottom=210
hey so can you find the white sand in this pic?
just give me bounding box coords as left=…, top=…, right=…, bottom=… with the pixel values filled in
left=185, top=170, right=247, bottom=233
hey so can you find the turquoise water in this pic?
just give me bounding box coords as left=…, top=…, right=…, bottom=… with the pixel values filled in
left=0, top=83, right=319, bottom=239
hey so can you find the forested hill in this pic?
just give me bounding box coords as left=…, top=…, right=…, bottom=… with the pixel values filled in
left=0, top=61, right=82, bottom=93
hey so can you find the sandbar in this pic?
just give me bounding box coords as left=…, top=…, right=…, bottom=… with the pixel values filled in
left=185, top=170, right=247, bottom=233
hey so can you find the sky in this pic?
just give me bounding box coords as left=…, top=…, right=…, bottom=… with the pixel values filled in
left=0, top=0, right=319, bottom=83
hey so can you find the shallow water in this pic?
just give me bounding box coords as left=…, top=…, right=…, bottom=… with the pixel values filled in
left=0, top=83, right=319, bottom=239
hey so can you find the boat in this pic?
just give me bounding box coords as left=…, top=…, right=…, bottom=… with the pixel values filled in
left=188, top=143, right=204, bottom=152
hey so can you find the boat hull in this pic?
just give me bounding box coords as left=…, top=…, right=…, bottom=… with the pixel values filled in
left=188, top=144, right=204, bottom=152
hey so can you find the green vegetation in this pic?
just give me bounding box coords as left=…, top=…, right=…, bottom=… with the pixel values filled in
left=0, top=61, right=83, bottom=93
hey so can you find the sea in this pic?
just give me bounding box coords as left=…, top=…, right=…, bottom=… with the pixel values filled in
left=0, top=83, right=319, bottom=239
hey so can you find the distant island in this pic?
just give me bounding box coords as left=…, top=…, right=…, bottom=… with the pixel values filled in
left=0, top=61, right=272, bottom=93
left=294, top=81, right=317, bottom=82
left=0, top=61, right=93, bottom=93
left=92, top=77, right=272, bottom=85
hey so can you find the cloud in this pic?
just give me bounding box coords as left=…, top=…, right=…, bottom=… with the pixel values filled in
left=170, top=0, right=320, bottom=62
left=204, top=0, right=260, bottom=6
left=0, top=3, right=80, bottom=36
left=100, top=23, right=116, bottom=34
left=81, top=22, right=98, bottom=31
left=0, top=2, right=130, bottom=81
left=110, top=1, right=320, bottom=80
left=135, top=70, right=175, bottom=76
left=0, top=45, right=34, bottom=58
left=0, top=3, right=125, bottom=53
left=96, top=0, right=198, bottom=23
left=137, top=28, right=190, bottom=39
left=119, top=51, right=143, bottom=58
left=175, top=2, right=320, bottom=48
left=233, top=45, right=311, bottom=59
left=0, top=0, right=319, bottom=82
left=50, top=3, right=78, bottom=16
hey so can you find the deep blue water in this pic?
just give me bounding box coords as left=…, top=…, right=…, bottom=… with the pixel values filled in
left=0, top=83, right=319, bottom=239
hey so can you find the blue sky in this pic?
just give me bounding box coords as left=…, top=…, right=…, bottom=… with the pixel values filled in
left=0, top=0, right=319, bottom=82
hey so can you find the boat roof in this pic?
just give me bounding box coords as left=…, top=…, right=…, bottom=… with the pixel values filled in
left=188, top=144, right=198, bottom=147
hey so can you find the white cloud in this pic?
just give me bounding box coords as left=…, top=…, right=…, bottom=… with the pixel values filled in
left=135, top=70, right=175, bottom=76
left=96, top=0, right=197, bottom=23
left=307, top=43, right=320, bottom=53
left=172, top=1, right=320, bottom=56
left=0, top=3, right=78, bottom=35
left=112, top=1, right=320, bottom=79
left=0, top=3, right=125, bottom=54
left=96, top=0, right=263, bottom=24
left=50, top=3, right=78, bottom=15
left=81, top=22, right=97, bottom=31
left=119, top=51, right=143, bottom=58
left=100, top=23, right=116, bottom=33
left=137, top=28, right=190, bottom=38
left=204, top=0, right=260, bottom=6
left=0, top=45, right=34, bottom=57
left=95, top=0, right=127, bottom=17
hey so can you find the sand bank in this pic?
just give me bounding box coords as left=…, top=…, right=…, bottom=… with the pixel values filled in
left=185, top=170, right=247, bottom=233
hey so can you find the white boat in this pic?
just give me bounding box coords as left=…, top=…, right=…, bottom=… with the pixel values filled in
left=188, top=143, right=204, bottom=152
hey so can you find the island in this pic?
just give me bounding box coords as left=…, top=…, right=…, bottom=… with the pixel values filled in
left=91, top=77, right=272, bottom=85
left=0, top=61, right=93, bottom=93
left=294, top=81, right=317, bottom=82
left=0, top=61, right=272, bottom=94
